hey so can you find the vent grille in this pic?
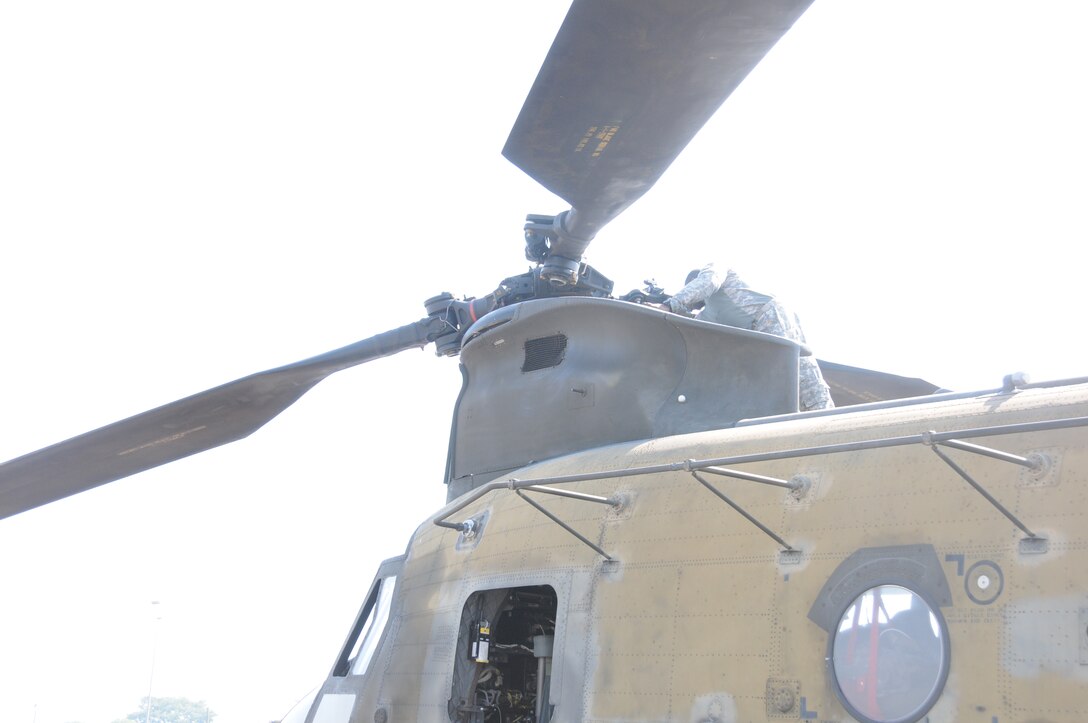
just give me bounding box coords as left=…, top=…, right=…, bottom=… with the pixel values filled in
left=522, top=334, right=567, bottom=372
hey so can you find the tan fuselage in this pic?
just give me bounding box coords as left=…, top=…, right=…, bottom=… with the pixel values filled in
left=323, top=381, right=1088, bottom=722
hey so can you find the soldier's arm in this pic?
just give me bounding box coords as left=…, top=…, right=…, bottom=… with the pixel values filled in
left=665, top=264, right=722, bottom=313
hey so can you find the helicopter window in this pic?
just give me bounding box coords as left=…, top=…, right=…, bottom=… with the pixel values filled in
left=344, top=575, right=396, bottom=677
left=830, top=584, right=949, bottom=723
left=522, top=334, right=567, bottom=372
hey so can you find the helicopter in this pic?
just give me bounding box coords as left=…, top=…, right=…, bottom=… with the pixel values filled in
left=1, top=1, right=1087, bottom=722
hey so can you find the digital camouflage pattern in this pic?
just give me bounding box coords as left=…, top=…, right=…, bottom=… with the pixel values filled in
left=666, top=265, right=834, bottom=411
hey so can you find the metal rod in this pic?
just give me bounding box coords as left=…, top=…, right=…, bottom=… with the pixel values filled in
left=535, top=656, right=546, bottom=721
left=691, top=471, right=794, bottom=551
left=700, top=465, right=795, bottom=489
left=928, top=444, right=1036, bottom=537
left=502, top=416, right=1088, bottom=490
left=694, top=416, right=1087, bottom=472
left=937, top=438, right=1039, bottom=469
left=736, top=377, right=1088, bottom=425
left=520, top=484, right=619, bottom=505
left=516, top=490, right=613, bottom=561
left=506, top=462, right=687, bottom=487
left=431, top=415, right=1088, bottom=531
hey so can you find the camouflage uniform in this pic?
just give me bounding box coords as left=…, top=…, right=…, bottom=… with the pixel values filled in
left=665, top=265, right=834, bottom=411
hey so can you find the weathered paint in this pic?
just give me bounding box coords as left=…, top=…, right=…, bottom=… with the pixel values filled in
left=324, top=380, right=1088, bottom=722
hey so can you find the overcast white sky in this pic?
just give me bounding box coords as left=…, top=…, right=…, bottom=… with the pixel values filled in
left=1, top=2, right=1086, bottom=722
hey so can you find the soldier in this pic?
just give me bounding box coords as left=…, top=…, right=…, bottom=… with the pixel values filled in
left=664, top=264, right=834, bottom=411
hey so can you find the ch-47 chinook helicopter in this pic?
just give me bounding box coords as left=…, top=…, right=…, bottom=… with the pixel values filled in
left=2, top=1, right=1087, bottom=722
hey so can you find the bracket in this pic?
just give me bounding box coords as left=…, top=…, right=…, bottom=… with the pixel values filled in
left=515, top=486, right=618, bottom=561
left=922, top=431, right=1041, bottom=543
left=690, top=470, right=797, bottom=554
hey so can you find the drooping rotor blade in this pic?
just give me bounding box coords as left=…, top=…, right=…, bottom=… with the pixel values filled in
left=0, top=317, right=450, bottom=520
left=504, top=0, right=815, bottom=268
left=818, top=360, right=944, bottom=406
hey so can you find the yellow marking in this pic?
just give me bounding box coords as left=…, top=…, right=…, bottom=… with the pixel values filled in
left=118, top=426, right=209, bottom=456
left=591, top=125, right=620, bottom=158
left=574, top=126, right=599, bottom=153
left=574, top=124, right=620, bottom=156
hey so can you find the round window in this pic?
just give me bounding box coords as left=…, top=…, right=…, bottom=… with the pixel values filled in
left=830, top=584, right=949, bottom=723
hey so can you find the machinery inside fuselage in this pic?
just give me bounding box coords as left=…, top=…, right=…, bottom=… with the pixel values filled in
left=450, top=585, right=559, bottom=723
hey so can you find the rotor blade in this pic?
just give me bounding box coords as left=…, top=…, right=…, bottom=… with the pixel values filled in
left=817, top=360, right=944, bottom=406
left=0, top=318, right=444, bottom=520
left=504, top=0, right=814, bottom=251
